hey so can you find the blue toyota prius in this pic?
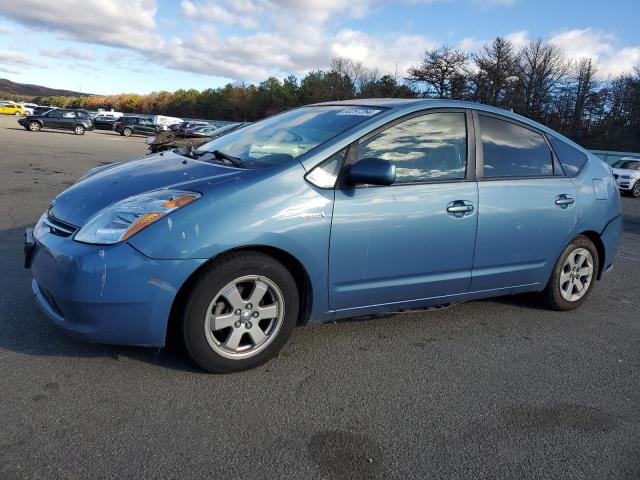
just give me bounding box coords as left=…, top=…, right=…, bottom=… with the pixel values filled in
left=26, top=99, right=623, bottom=372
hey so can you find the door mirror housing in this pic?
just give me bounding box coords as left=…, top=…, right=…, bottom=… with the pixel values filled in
left=347, top=158, right=396, bottom=186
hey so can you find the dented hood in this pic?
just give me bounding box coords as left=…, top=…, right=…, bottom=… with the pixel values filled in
left=50, top=152, right=245, bottom=226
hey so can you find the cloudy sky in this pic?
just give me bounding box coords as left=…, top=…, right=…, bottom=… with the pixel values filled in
left=0, top=0, right=638, bottom=95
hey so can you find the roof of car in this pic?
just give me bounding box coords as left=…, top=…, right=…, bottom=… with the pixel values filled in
left=310, top=98, right=424, bottom=108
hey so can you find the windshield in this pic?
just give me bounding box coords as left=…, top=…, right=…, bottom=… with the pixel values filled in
left=195, top=106, right=384, bottom=167
left=613, top=160, right=640, bottom=170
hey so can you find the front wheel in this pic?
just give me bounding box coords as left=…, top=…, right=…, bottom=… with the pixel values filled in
left=632, top=181, right=640, bottom=198
left=122, top=127, right=133, bottom=137
left=182, top=252, right=299, bottom=372
left=541, top=235, right=599, bottom=311
left=28, top=121, right=41, bottom=132
left=74, top=125, right=85, bottom=135
left=14, top=111, right=21, bottom=116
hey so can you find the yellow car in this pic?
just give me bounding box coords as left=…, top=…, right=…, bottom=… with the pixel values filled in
left=0, top=103, right=26, bottom=116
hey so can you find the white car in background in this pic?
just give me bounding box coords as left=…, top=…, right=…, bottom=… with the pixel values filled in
left=612, top=158, right=640, bottom=197
left=19, top=103, right=38, bottom=115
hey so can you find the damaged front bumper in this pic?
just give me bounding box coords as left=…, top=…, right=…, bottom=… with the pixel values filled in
left=29, top=215, right=205, bottom=347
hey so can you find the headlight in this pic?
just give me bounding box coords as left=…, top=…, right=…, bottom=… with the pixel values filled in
left=74, top=189, right=200, bottom=244
left=621, top=175, right=631, bottom=179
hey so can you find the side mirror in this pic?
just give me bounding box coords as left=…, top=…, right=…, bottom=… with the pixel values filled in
left=347, top=158, right=396, bottom=186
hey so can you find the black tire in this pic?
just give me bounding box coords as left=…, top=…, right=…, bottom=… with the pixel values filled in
left=28, top=121, right=41, bottom=132
left=632, top=181, right=640, bottom=198
left=182, top=252, right=299, bottom=373
left=74, top=125, right=85, bottom=135
left=541, top=235, right=599, bottom=311
left=122, top=127, right=133, bottom=137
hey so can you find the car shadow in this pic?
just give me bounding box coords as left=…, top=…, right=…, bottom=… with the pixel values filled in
left=4, top=127, right=81, bottom=136
left=0, top=224, right=202, bottom=373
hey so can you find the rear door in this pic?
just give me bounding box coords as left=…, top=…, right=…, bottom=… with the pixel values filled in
left=329, top=110, right=479, bottom=311
left=470, top=112, right=578, bottom=291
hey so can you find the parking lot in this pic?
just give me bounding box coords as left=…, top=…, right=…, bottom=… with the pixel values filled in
left=0, top=113, right=638, bottom=479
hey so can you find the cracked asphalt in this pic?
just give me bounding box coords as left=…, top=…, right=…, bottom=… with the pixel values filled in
left=0, top=115, right=638, bottom=479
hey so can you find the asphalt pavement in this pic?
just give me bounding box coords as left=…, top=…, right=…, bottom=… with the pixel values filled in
left=0, top=114, right=638, bottom=480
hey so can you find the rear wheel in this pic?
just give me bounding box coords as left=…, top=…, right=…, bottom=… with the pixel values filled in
left=182, top=252, right=299, bottom=373
left=74, top=125, right=85, bottom=135
left=122, top=127, right=133, bottom=137
left=632, top=181, right=640, bottom=198
left=28, top=121, right=41, bottom=132
left=541, top=235, right=599, bottom=311
left=14, top=111, right=21, bottom=116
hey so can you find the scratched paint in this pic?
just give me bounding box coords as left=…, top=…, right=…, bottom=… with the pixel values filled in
left=98, top=249, right=107, bottom=297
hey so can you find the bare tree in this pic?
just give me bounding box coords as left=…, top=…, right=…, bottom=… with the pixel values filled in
left=513, top=39, right=570, bottom=120
left=469, top=37, right=519, bottom=107
left=407, top=47, right=468, bottom=99
left=572, top=58, right=599, bottom=129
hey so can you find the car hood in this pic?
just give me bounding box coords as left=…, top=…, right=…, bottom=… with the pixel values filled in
left=612, top=168, right=640, bottom=177
left=50, top=152, right=246, bottom=226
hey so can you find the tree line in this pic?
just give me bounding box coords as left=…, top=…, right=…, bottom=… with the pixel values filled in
left=6, top=37, right=640, bottom=151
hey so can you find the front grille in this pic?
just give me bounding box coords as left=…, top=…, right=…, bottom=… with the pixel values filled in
left=44, top=215, right=78, bottom=238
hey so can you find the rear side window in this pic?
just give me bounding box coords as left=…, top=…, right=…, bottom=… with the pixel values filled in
left=358, top=112, right=467, bottom=183
left=548, top=136, right=588, bottom=176
left=479, top=115, right=552, bottom=178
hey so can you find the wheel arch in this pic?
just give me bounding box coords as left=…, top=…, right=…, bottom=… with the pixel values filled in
left=578, top=230, right=605, bottom=279
left=165, top=245, right=313, bottom=348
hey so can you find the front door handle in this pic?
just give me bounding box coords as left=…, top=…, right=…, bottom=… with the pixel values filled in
left=555, top=194, right=575, bottom=208
left=447, top=200, right=474, bottom=217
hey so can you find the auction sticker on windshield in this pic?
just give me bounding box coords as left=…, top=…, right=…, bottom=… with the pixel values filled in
left=336, top=108, right=382, bottom=116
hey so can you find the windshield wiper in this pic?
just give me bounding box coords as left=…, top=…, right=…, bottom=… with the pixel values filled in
left=196, top=149, right=246, bottom=168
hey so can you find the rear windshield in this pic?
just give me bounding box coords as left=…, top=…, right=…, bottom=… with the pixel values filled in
left=196, top=106, right=384, bottom=167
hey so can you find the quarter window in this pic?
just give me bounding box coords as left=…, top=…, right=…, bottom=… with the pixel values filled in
left=548, top=136, right=587, bottom=176
left=358, top=112, right=467, bottom=183
left=479, top=115, right=553, bottom=178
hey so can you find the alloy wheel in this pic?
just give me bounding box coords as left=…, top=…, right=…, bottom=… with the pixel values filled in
left=633, top=182, right=640, bottom=198
left=204, top=275, right=284, bottom=359
left=559, top=247, right=594, bottom=302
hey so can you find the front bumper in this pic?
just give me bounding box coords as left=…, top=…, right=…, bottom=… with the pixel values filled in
left=615, top=178, right=635, bottom=190
left=29, top=217, right=205, bottom=346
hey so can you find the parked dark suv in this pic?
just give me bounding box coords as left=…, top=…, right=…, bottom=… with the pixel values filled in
left=113, top=116, right=163, bottom=136
left=19, top=109, right=94, bottom=135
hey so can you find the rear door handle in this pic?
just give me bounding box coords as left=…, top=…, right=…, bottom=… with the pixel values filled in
left=555, top=194, right=575, bottom=207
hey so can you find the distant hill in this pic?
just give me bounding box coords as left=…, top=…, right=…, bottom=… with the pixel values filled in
left=0, top=78, right=88, bottom=97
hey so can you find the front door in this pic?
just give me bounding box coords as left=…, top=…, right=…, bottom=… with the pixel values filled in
left=329, top=110, right=478, bottom=311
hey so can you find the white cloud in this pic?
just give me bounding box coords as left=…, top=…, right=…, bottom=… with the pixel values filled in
left=472, top=0, right=517, bottom=6
left=40, top=47, right=94, bottom=61
left=505, top=30, right=528, bottom=49
left=0, top=49, right=34, bottom=66
left=549, top=28, right=639, bottom=77
left=549, top=29, right=613, bottom=62
left=0, top=0, right=160, bottom=50
left=0, top=23, right=14, bottom=34
left=457, top=37, right=485, bottom=52
left=600, top=47, right=640, bottom=77
left=332, top=29, right=438, bottom=73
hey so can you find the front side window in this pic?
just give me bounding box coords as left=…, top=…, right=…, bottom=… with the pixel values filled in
left=358, top=112, right=467, bottom=183
left=196, top=106, right=384, bottom=167
left=479, top=115, right=552, bottom=178
left=47, top=110, right=64, bottom=118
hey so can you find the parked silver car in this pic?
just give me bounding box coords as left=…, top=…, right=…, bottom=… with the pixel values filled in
left=612, top=158, right=640, bottom=197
